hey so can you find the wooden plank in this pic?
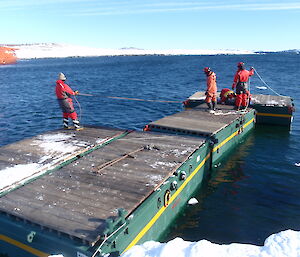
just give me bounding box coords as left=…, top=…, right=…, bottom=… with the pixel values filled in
left=2, top=194, right=102, bottom=242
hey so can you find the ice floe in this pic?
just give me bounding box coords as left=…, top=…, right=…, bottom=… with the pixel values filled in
left=121, top=230, right=300, bottom=257
left=256, top=86, right=268, bottom=90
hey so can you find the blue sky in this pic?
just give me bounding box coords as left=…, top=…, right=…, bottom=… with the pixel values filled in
left=1, top=0, right=299, bottom=51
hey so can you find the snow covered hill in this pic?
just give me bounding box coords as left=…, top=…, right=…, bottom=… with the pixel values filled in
left=5, top=43, right=255, bottom=59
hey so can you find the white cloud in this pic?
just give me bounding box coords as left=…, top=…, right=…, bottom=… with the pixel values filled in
left=64, top=1, right=300, bottom=16
left=1, top=0, right=300, bottom=15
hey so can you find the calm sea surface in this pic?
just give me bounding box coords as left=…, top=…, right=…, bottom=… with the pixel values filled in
left=0, top=54, right=299, bottom=246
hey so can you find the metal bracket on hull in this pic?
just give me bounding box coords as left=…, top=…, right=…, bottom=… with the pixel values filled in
left=103, top=208, right=128, bottom=236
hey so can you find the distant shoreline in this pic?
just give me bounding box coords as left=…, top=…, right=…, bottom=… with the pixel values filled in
left=2, top=43, right=298, bottom=59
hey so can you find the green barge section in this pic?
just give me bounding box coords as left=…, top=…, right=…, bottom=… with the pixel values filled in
left=0, top=104, right=256, bottom=257
left=184, top=91, right=295, bottom=127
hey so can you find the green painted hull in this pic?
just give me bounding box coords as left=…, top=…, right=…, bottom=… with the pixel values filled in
left=0, top=213, right=93, bottom=256
left=253, top=105, right=294, bottom=127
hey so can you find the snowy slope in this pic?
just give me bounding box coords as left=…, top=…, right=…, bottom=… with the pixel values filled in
left=8, top=43, right=255, bottom=59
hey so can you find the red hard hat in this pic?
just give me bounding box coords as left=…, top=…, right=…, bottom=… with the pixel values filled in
left=237, top=62, right=245, bottom=68
left=203, top=67, right=211, bottom=73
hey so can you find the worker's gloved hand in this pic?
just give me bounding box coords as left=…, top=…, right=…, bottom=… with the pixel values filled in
left=232, top=84, right=235, bottom=90
left=74, top=91, right=79, bottom=95
left=205, top=91, right=208, bottom=95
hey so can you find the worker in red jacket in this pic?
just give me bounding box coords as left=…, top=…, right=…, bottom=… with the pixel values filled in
left=232, top=62, right=254, bottom=110
left=55, top=72, right=82, bottom=130
left=204, top=67, right=217, bottom=113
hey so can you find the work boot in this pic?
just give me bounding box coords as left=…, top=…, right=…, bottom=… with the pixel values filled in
left=73, top=119, right=83, bottom=131
left=206, top=102, right=212, bottom=110
left=206, top=102, right=215, bottom=113
left=212, top=101, right=217, bottom=111
left=63, top=118, right=70, bottom=129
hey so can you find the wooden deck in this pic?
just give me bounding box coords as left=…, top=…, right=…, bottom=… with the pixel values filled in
left=148, top=103, right=246, bottom=136
left=0, top=126, right=203, bottom=245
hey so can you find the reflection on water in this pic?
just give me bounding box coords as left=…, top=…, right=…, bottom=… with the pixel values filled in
left=162, top=132, right=255, bottom=241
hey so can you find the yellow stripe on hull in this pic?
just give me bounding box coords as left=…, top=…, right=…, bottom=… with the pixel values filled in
left=256, top=112, right=292, bottom=118
left=0, top=234, right=49, bottom=257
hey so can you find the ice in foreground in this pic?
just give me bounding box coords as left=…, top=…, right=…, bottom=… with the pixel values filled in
left=121, top=230, right=300, bottom=257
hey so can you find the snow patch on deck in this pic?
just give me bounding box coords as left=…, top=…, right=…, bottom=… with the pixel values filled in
left=150, top=161, right=178, bottom=169
left=34, top=133, right=79, bottom=157
left=145, top=174, right=165, bottom=187
left=0, top=163, right=41, bottom=190
left=170, top=147, right=194, bottom=157
left=0, top=133, right=91, bottom=193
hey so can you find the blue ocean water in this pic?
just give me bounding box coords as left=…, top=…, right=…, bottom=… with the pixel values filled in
left=0, top=54, right=299, bottom=246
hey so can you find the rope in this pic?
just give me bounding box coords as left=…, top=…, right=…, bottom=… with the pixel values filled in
left=253, top=68, right=284, bottom=97
left=213, top=110, right=238, bottom=116
left=78, top=93, right=182, bottom=103
left=73, top=95, right=82, bottom=122
left=245, top=76, right=251, bottom=110
left=91, top=222, right=126, bottom=257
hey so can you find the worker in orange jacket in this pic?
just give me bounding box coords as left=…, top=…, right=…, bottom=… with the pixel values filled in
left=232, top=62, right=254, bottom=110
left=204, top=67, right=217, bottom=112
